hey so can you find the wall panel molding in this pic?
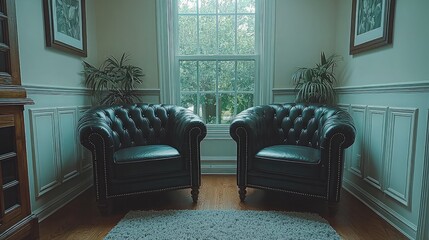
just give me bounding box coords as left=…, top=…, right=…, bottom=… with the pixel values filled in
left=29, top=109, right=61, bottom=198
left=58, top=107, right=80, bottom=182
left=349, top=105, right=366, bottom=177
left=384, top=107, right=417, bottom=207
left=417, top=109, right=429, bottom=240
left=336, top=81, right=429, bottom=94
left=29, top=106, right=95, bottom=197
left=24, top=84, right=161, bottom=97
left=334, top=83, right=428, bottom=239
left=272, top=81, right=429, bottom=96
left=363, top=106, right=388, bottom=190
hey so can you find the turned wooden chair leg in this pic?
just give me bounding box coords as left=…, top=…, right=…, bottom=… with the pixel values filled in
left=191, top=187, right=199, bottom=203
left=239, top=186, right=247, bottom=202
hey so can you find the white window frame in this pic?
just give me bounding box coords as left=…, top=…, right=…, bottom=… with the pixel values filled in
left=157, top=0, right=275, bottom=136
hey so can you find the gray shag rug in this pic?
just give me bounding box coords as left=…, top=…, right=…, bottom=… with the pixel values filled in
left=104, top=210, right=340, bottom=240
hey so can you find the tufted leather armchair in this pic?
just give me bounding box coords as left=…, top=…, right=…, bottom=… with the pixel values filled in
left=230, top=103, right=355, bottom=203
left=78, top=103, right=206, bottom=213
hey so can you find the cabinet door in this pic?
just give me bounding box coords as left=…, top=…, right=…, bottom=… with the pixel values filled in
left=0, top=0, right=21, bottom=86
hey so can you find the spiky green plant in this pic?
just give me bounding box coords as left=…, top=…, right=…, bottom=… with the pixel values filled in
left=82, top=53, right=144, bottom=105
left=292, top=52, right=341, bottom=105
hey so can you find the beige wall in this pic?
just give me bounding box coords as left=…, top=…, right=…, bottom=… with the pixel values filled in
left=94, top=0, right=159, bottom=89
left=335, top=0, right=429, bottom=86
left=16, top=0, right=98, bottom=88
left=273, top=0, right=338, bottom=88
left=92, top=0, right=339, bottom=90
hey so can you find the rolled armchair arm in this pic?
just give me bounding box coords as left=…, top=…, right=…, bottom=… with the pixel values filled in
left=230, top=105, right=278, bottom=155
left=78, top=113, right=117, bottom=200
left=319, top=110, right=356, bottom=149
left=230, top=105, right=279, bottom=187
left=78, top=113, right=115, bottom=153
left=318, top=109, right=355, bottom=201
left=168, top=107, right=207, bottom=158
left=167, top=107, right=206, bottom=188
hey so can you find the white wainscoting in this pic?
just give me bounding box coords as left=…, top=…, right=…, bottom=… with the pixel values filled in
left=29, top=106, right=89, bottom=198
left=24, top=85, right=163, bottom=220
left=29, top=108, right=61, bottom=198
left=342, top=105, right=417, bottom=208
left=272, top=82, right=429, bottom=240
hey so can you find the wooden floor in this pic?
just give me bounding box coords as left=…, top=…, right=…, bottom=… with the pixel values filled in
left=39, top=175, right=407, bottom=240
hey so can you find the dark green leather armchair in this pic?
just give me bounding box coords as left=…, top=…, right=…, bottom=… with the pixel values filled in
left=78, top=104, right=206, bottom=213
left=230, top=103, right=355, bottom=202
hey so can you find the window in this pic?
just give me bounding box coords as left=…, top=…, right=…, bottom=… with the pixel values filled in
left=157, top=0, right=274, bottom=126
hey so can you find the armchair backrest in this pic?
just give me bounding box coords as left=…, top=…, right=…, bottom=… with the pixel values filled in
left=243, top=103, right=341, bottom=150
left=272, top=103, right=339, bottom=148
left=83, top=103, right=182, bottom=150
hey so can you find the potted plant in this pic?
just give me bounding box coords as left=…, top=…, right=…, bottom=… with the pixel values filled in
left=291, top=52, right=341, bottom=105
left=82, top=53, right=144, bottom=105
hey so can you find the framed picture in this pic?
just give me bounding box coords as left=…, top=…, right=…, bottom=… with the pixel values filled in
left=349, top=0, right=395, bottom=55
left=43, top=0, right=87, bottom=57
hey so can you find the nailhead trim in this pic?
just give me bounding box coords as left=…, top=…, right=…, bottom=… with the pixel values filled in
left=108, top=185, right=192, bottom=198
left=235, top=127, right=248, bottom=185
left=189, top=126, right=203, bottom=186
left=89, top=132, right=108, bottom=200
left=248, top=184, right=327, bottom=199
left=328, top=132, right=346, bottom=201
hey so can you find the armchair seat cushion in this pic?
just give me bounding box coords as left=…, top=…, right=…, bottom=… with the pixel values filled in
left=113, top=145, right=183, bottom=180
left=254, top=145, right=322, bottom=179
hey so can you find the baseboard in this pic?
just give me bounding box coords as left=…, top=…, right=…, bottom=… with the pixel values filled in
left=343, top=180, right=416, bottom=240
left=33, top=176, right=93, bottom=222
left=201, top=159, right=236, bottom=174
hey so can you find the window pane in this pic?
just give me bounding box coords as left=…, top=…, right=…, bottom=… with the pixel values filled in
left=218, top=0, right=236, bottom=13
left=199, top=0, right=216, bottom=13
left=237, top=60, right=255, bottom=91
left=237, top=0, right=255, bottom=13
left=200, top=93, right=217, bottom=124
left=237, top=93, right=254, bottom=114
left=199, top=61, right=216, bottom=91
left=218, top=15, right=235, bottom=54
left=220, top=93, right=235, bottom=124
left=199, top=16, right=217, bottom=54
left=237, top=15, right=255, bottom=54
left=175, top=0, right=259, bottom=125
left=181, top=93, right=198, bottom=114
left=178, top=0, right=197, bottom=13
left=218, top=61, right=234, bottom=91
left=180, top=61, right=198, bottom=91
left=178, top=15, right=198, bottom=55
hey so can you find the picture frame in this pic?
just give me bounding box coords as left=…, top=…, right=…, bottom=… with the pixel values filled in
left=43, top=0, right=87, bottom=57
left=349, top=0, right=395, bottom=55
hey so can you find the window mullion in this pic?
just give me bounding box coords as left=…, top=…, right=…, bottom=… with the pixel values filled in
left=216, top=0, right=220, bottom=124
left=234, top=60, right=238, bottom=116
left=170, top=0, right=269, bottom=125
left=234, top=0, right=238, bottom=54
left=197, top=0, right=200, bottom=54
left=197, top=60, right=200, bottom=116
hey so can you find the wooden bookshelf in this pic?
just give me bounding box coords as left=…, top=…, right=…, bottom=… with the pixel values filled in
left=0, top=0, right=39, bottom=239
